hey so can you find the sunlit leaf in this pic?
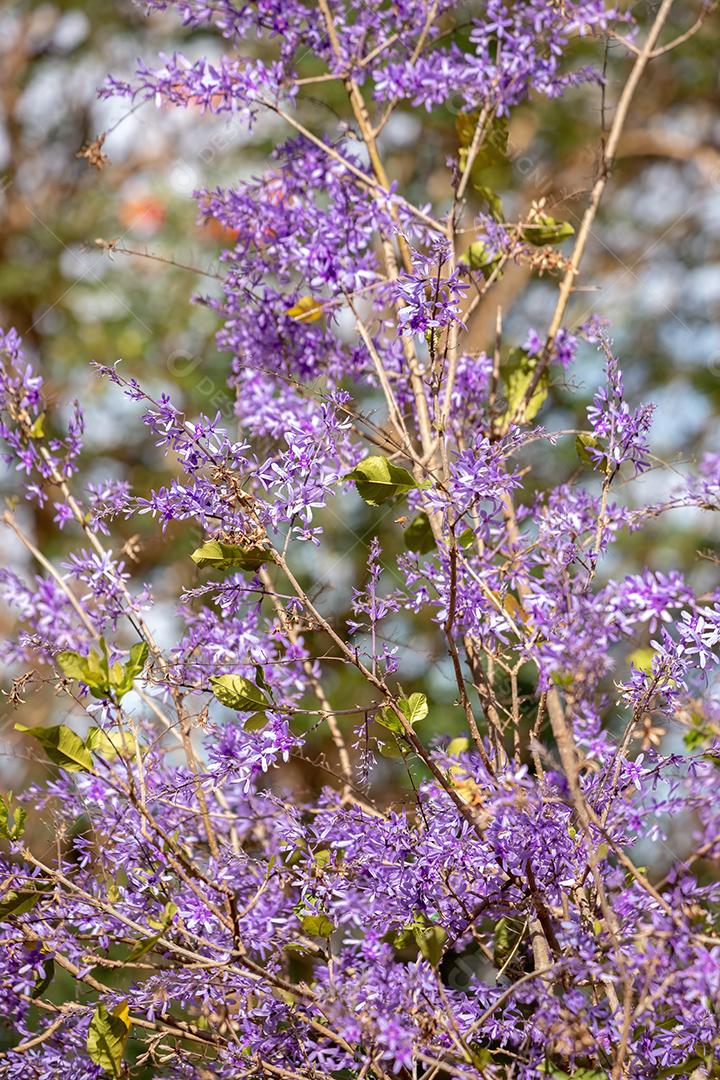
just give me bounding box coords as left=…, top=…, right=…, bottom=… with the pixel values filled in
left=27, top=412, right=46, bottom=438
left=56, top=649, right=92, bottom=682
left=345, top=455, right=417, bottom=506
left=446, top=737, right=470, bottom=757
left=629, top=648, right=655, bottom=675
left=413, top=922, right=447, bottom=967
left=378, top=693, right=426, bottom=737
left=401, top=692, right=428, bottom=727
left=15, top=723, right=93, bottom=773
left=299, top=912, right=334, bottom=936
left=86, top=726, right=140, bottom=761
left=191, top=539, right=270, bottom=572
left=466, top=240, right=502, bottom=280
left=87, top=1001, right=132, bottom=1077
left=0, top=793, right=26, bottom=840
left=211, top=674, right=270, bottom=711
left=500, top=348, right=549, bottom=426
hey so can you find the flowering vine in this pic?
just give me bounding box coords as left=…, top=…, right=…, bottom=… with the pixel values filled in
left=1, top=2, right=719, bottom=1078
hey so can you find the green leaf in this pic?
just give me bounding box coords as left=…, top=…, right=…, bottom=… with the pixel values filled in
left=493, top=916, right=526, bottom=971
left=28, top=412, right=46, bottom=439
left=413, top=923, right=447, bottom=967
left=404, top=512, right=436, bottom=554
left=313, top=849, right=332, bottom=869
left=522, top=216, right=575, bottom=246
left=299, top=912, right=334, bottom=937
left=86, top=639, right=111, bottom=693
left=148, top=901, right=178, bottom=931
left=377, top=709, right=405, bottom=736
left=57, top=641, right=113, bottom=700
left=629, top=648, right=655, bottom=675
left=128, top=902, right=177, bottom=960
left=546, top=1071, right=608, bottom=1080
left=446, top=737, right=470, bottom=757
left=15, top=723, right=93, bottom=773
left=466, top=241, right=502, bottom=280
left=121, top=641, right=149, bottom=689
left=472, top=184, right=504, bottom=221
left=0, top=793, right=26, bottom=840
left=211, top=674, right=270, bottom=712
left=378, top=738, right=408, bottom=758
left=31, top=956, right=55, bottom=999
left=0, top=888, right=45, bottom=921
left=87, top=1001, right=132, bottom=1077
left=86, top=727, right=139, bottom=761
left=575, top=432, right=609, bottom=474
left=56, top=649, right=92, bottom=682
left=387, top=924, right=417, bottom=951
left=401, top=692, right=428, bottom=726
left=243, top=712, right=269, bottom=732
left=378, top=693, right=427, bottom=737
left=345, top=455, right=417, bottom=506
left=457, top=112, right=509, bottom=172
left=500, top=348, right=549, bottom=426
left=191, top=539, right=270, bottom=572
left=61, top=642, right=148, bottom=702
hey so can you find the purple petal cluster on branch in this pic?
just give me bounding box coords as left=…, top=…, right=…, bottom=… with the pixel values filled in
left=1, top=2, right=720, bottom=1078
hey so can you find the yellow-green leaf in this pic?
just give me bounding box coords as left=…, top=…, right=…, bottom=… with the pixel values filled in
left=629, top=648, right=655, bottom=675
left=446, top=737, right=470, bottom=757
left=466, top=241, right=502, bottom=280
left=401, top=692, right=428, bottom=727
left=472, top=184, right=504, bottom=221
left=0, top=793, right=26, bottom=840
left=493, top=916, right=526, bottom=971
left=15, top=723, right=92, bottom=773
left=500, top=348, right=548, bottom=426
left=191, top=539, right=270, bottom=572
left=87, top=1001, right=131, bottom=1077
left=575, top=432, right=609, bottom=474
left=128, top=902, right=177, bottom=960
left=243, top=712, right=269, bottom=732
left=299, top=912, right=334, bottom=937
left=413, top=923, right=447, bottom=967
left=211, top=674, right=270, bottom=712
left=28, top=413, right=46, bottom=439
left=86, top=727, right=140, bottom=761
left=522, top=216, right=574, bottom=246
left=345, top=455, right=417, bottom=506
